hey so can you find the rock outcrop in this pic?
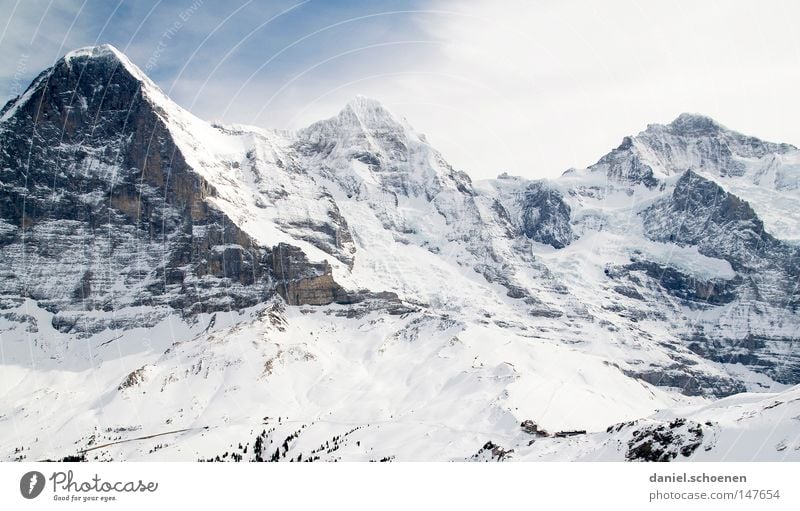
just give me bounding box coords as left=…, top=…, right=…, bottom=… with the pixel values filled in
left=519, top=182, right=573, bottom=248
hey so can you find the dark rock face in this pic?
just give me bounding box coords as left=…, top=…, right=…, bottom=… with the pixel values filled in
left=644, top=171, right=768, bottom=261
left=642, top=170, right=799, bottom=306
left=632, top=170, right=800, bottom=384
left=591, top=136, right=659, bottom=188
left=269, top=243, right=348, bottom=306
left=667, top=113, right=721, bottom=137
left=686, top=331, right=800, bottom=386
left=606, top=260, right=741, bottom=305
left=519, top=182, right=573, bottom=248
left=0, top=47, right=351, bottom=331
left=624, top=366, right=745, bottom=398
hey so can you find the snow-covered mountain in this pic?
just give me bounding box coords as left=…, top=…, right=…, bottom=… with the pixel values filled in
left=1, top=45, right=798, bottom=462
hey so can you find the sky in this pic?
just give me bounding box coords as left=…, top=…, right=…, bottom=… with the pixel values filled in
left=0, top=0, right=798, bottom=179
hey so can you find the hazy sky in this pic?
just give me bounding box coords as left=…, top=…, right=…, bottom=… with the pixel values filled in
left=1, top=0, right=798, bottom=179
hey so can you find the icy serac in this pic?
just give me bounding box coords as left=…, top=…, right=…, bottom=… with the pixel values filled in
left=0, top=46, right=798, bottom=462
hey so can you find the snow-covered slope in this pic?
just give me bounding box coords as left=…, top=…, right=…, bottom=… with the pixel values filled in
left=0, top=45, right=798, bottom=462
left=478, top=383, right=800, bottom=462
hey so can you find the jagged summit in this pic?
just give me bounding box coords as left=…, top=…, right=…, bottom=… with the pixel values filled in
left=295, top=94, right=426, bottom=181
left=345, top=94, right=389, bottom=112
left=585, top=108, right=800, bottom=193
left=665, top=112, right=722, bottom=135
left=60, top=43, right=150, bottom=86
left=342, top=95, right=401, bottom=125
left=63, top=43, right=125, bottom=61
left=299, top=95, right=409, bottom=142
left=55, top=43, right=149, bottom=90
left=0, top=43, right=180, bottom=127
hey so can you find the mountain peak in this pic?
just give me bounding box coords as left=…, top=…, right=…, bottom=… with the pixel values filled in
left=59, top=43, right=155, bottom=90
left=345, top=95, right=387, bottom=111
left=64, top=43, right=124, bottom=62
left=338, top=95, right=403, bottom=129
left=666, top=112, right=722, bottom=135
left=0, top=43, right=201, bottom=132
left=2, top=44, right=139, bottom=124
left=299, top=95, right=411, bottom=145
